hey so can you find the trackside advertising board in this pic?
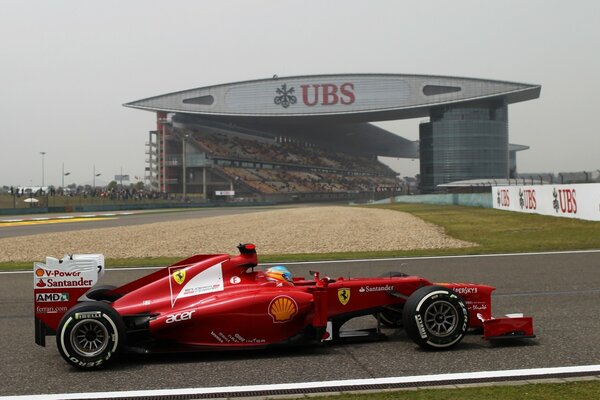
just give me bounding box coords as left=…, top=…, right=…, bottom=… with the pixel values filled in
left=492, top=183, right=600, bottom=221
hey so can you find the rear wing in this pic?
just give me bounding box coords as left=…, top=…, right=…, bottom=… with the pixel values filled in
left=34, top=254, right=105, bottom=346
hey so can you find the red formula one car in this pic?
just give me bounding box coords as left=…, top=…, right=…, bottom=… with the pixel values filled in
left=33, top=244, right=535, bottom=369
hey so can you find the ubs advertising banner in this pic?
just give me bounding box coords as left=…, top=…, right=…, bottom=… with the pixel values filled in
left=492, top=183, right=600, bottom=221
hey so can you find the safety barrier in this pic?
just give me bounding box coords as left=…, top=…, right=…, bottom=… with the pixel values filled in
left=492, top=183, right=600, bottom=221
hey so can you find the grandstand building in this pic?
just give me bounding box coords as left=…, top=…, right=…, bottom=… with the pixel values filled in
left=124, top=74, right=540, bottom=199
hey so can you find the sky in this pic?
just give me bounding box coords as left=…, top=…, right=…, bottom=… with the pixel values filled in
left=1, top=0, right=599, bottom=187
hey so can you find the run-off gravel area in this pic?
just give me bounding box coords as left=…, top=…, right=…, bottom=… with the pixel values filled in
left=0, top=206, right=475, bottom=262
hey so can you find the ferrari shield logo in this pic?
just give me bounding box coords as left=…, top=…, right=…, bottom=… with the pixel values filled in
left=338, top=288, right=350, bottom=305
left=172, top=269, right=186, bottom=285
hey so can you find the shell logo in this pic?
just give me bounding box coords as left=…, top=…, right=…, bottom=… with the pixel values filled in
left=35, top=268, right=46, bottom=277
left=268, top=296, right=298, bottom=323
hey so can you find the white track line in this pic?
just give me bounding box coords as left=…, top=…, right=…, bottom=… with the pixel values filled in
left=2, top=249, right=600, bottom=275
left=1, top=364, right=599, bottom=400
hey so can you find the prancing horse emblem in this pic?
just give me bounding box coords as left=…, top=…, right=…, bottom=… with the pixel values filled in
left=338, top=288, right=350, bottom=306
left=173, top=269, right=186, bottom=285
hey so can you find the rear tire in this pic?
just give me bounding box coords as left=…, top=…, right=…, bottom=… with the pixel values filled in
left=56, top=302, right=125, bottom=369
left=403, top=286, right=468, bottom=350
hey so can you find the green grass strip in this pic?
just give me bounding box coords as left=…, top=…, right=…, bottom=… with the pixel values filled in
left=306, top=380, right=600, bottom=400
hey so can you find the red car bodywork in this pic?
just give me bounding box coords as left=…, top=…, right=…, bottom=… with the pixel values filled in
left=34, top=244, right=534, bottom=366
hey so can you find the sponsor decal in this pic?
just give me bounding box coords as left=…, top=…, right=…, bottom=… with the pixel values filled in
left=337, top=288, right=351, bottom=305
left=301, top=83, right=355, bottom=106
left=519, top=189, right=537, bottom=210
left=453, top=287, right=478, bottom=295
left=36, top=305, right=68, bottom=314
left=553, top=187, right=577, bottom=214
left=358, top=284, right=394, bottom=293
left=69, top=357, right=107, bottom=368
left=268, top=296, right=298, bottom=323
left=168, top=263, right=224, bottom=307
left=415, top=315, right=428, bottom=339
left=35, top=292, right=69, bottom=302
left=230, top=276, right=241, bottom=284
left=33, top=256, right=102, bottom=289
left=497, top=189, right=510, bottom=207
left=165, top=310, right=195, bottom=324
left=35, top=277, right=93, bottom=288
left=274, top=84, right=297, bottom=108
left=470, top=303, right=488, bottom=311
left=210, top=331, right=265, bottom=344
left=142, top=300, right=152, bottom=306
left=172, top=269, right=186, bottom=285
left=74, top=311, right=102, bottom=320
left=274, top=82, right=356, bottom=109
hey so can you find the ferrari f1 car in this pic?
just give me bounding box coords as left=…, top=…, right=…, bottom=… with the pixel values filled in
left=33, top=244, right=535, bottom=369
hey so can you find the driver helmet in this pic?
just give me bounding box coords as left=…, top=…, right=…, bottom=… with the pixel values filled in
left=265, top=265, right=294, bottom=286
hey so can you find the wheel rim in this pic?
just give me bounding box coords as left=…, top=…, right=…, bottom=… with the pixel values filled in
left=70, top=319, right=109, bottom=357
left=424, top=301, right=458, bottom=337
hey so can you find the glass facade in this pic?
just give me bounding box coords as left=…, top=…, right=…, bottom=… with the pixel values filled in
left=419, top=102, right=509, bottom=193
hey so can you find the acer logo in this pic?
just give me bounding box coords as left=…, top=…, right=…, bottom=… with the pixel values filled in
left=300, top=83, right=355, bottom=106
left=166, top=310, right=195, bottom=324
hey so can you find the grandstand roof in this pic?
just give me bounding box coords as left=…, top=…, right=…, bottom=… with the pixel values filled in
left=124, top=73, right=540, bottom=122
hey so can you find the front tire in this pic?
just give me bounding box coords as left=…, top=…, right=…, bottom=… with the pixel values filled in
left=56, top=302, right=125, bottom=369
left=403, top=286, right=468, bottom=350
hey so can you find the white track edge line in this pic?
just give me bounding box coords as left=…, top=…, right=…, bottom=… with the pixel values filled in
left=2, top=249, right=600, bottom=275
left=2, top=364, right=599, bottom=400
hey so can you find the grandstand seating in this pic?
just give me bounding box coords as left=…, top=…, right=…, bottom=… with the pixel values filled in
left=183, top=128, right=401, bottom=197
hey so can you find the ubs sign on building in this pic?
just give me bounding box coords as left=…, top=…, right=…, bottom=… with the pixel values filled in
left=125, top=74, right=541, bottom=193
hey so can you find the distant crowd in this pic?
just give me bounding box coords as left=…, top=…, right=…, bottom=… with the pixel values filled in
left=186, top=128, right=401, bottom=196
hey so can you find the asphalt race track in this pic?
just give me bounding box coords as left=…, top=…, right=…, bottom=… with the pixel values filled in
left=0, top=206, right=285, bottom=239
left=1, top=251, right=599, bottom=397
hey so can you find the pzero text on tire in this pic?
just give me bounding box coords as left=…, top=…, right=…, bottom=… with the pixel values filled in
left=402, top=286, right=468, bottom=350
left=56, top=301, right=125, bottom=369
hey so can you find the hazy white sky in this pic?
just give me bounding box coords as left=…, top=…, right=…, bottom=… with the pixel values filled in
left=1, top=0, right=598, bottom=187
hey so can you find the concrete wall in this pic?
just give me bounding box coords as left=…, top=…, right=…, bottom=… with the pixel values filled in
left=377, top=193, right=493, bottom=208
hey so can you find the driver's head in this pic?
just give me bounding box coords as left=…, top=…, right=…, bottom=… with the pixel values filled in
left=265, top=265, right=293, bottom=286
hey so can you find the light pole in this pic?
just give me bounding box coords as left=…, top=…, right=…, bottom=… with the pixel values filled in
left=40, top=152, right=46, bottom=188
left=182, top=133, right=189, bottom=200
left=93, top=165, right=101, bottom=189
left=62, top=162, right=71, bottom=189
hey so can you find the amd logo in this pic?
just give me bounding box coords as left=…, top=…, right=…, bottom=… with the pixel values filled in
left=36, top=292, right=69, bottom=302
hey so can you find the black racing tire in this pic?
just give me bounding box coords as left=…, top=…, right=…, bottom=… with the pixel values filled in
left=402, top=286, right=468, bottom=350
left=56, top=301, right=126, bottom=369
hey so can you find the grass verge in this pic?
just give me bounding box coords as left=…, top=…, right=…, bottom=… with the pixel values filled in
left=307, top=380, right=600, bottom=400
